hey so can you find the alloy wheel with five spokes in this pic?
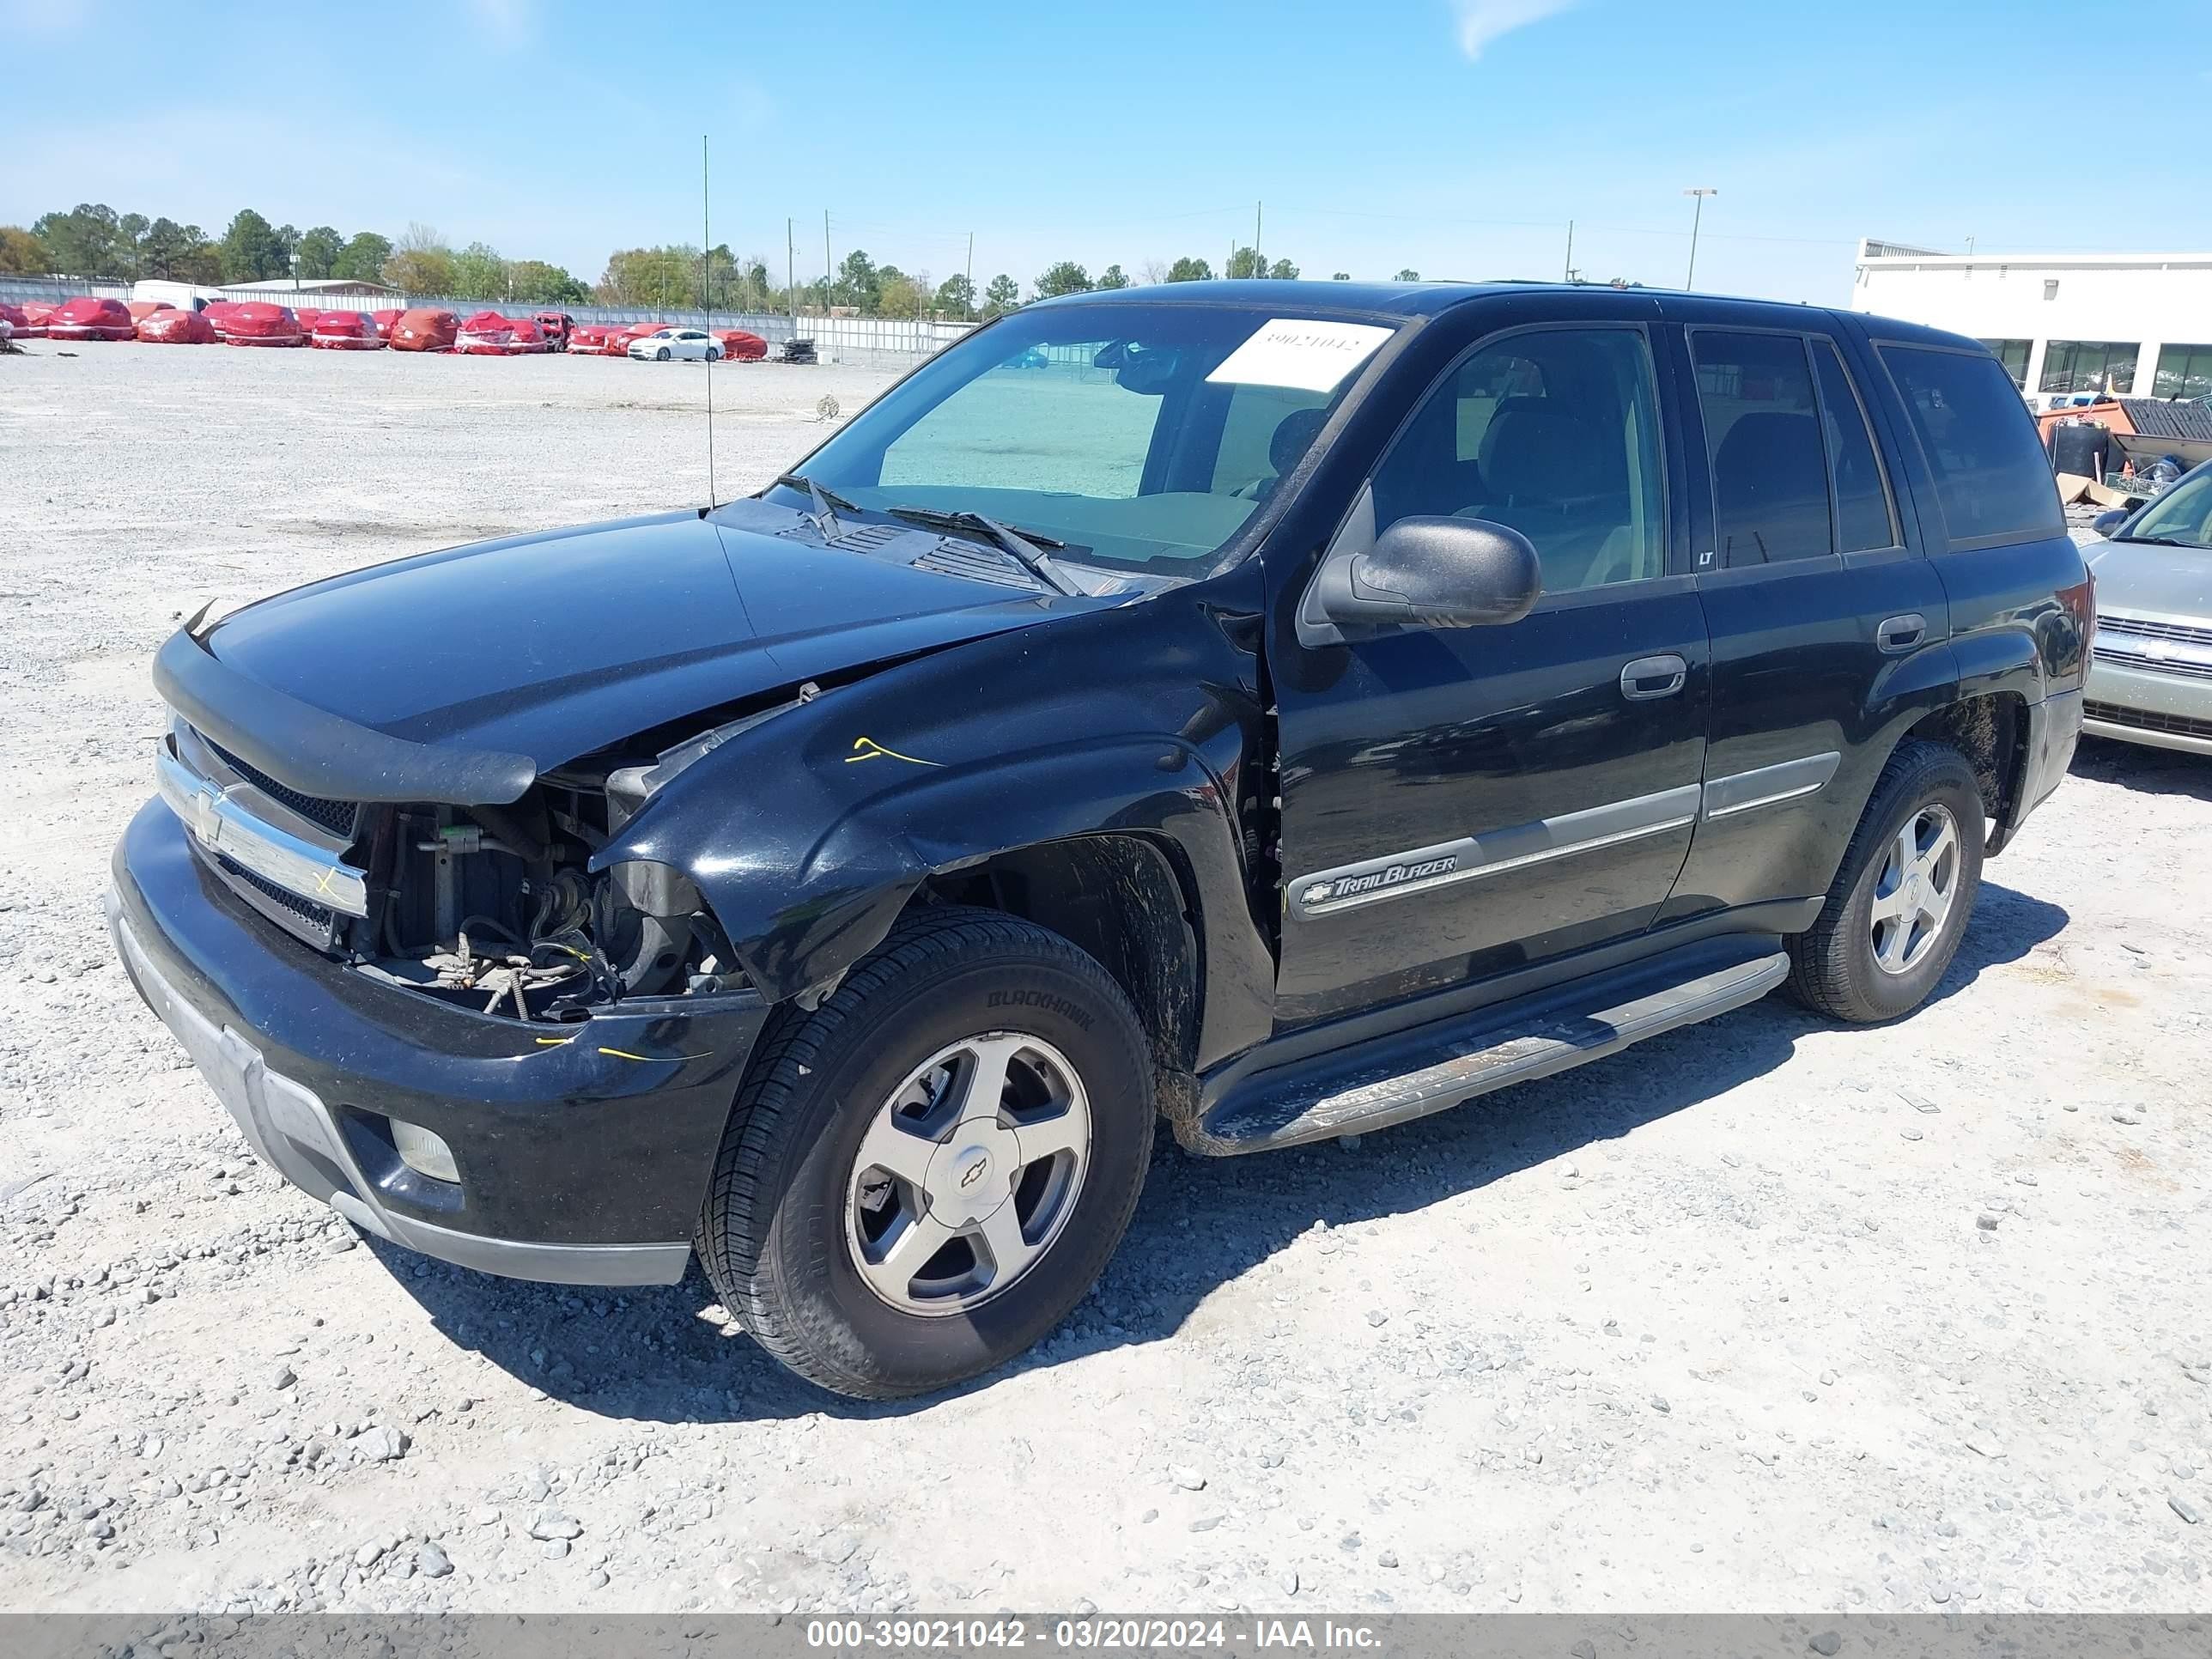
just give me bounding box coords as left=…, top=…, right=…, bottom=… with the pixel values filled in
left=845, top=1032, right=1092, bottom=1316
left=1869, top=802, right=1960, bottom=975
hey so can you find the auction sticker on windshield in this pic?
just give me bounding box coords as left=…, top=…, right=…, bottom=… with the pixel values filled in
left=1206, top=319, right=1395, bottom=393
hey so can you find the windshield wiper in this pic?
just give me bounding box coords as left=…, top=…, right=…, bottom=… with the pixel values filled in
left=772, top=472, right=856, bottom=540
left=886, top=506, right=1081, bottom=595
left=2116, top=533, right=2197, bottom=547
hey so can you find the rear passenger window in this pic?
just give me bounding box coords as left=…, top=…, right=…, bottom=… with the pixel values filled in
left=1691, top=331, right=1833, bottom=566
left=1881, top=345, right=2064, bottom=545
left=1810, top=339, right=1899, bottom=552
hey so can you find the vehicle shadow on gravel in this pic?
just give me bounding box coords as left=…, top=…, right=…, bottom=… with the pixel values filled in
left=376, top=880, right=2065, bottom=1421
left=2070, top=735, right=2212, bottom=802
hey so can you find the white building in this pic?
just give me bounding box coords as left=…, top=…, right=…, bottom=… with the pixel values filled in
left=1850, top=240, right=2212, bottom=407
left=212, top=277, right=402, bottom=312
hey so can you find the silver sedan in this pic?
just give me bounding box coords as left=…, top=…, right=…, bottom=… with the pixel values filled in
left=2084, top=459, right=2212, bottom=756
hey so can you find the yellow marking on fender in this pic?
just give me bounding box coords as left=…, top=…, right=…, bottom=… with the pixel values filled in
left=597, top=1046, right=713, bottom=1063
left=845, top=735, right=942, bottom=768
left=533, top=1036, right=574, bottom=1048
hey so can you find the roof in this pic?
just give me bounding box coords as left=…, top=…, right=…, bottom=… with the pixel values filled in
left=1026, top=277, right=1984, bottom=351
left=1026, top=279, right=1531, bottom=319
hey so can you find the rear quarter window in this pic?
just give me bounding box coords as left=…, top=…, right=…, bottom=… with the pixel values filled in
left=1879, top=344, right=2063, bottom=545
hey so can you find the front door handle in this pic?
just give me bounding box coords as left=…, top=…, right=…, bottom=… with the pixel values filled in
left=1876, top=613, right=1927, bottom=654
left=1620, top=653, right=1688, bottom=702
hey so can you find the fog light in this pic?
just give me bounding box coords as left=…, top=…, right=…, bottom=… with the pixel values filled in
left=390, top=1119, right=459, bottom=1184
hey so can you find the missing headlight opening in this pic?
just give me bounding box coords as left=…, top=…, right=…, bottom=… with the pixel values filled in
left=348, top=772, right=736, bottom=1022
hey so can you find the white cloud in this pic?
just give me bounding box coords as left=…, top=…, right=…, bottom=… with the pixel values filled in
left=1449, top=0, right=1577, bottom=60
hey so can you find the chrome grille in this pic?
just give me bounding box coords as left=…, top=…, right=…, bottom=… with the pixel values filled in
left=217, top=855, right=340, bottom=949
left=2094, top=645, right=2212, bottom=681
left=2085, top=700, right=2212, bottom=739
left=205, top=739, right=361, bottom=839
left=2098, top=615, right=2212, bottom=647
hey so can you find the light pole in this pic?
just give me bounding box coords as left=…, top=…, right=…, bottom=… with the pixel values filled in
left=288, top=250, right=301, bottom=297
left=1682, top=188, right=1717, bottom=289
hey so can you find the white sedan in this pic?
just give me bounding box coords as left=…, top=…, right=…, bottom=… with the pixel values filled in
left=628, top=327, right=722, bottom=362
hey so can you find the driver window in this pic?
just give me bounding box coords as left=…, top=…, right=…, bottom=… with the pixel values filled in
left=1370, top=328, right=1667, bottom=594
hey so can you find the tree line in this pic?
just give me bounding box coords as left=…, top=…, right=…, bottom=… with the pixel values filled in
left=0, top=202, right=1431, bottom=317
left=2, top=204, right=592, bottom=305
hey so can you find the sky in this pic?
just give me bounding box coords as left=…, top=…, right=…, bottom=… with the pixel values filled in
left=6, top=0, right=2210, bottom=306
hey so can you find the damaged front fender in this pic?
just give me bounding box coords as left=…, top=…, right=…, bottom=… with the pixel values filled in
left=593, top=591, right=1278, bottom=1066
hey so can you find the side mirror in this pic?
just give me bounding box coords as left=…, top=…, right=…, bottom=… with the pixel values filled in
left=1307, top=515, right=1543, bottom=637
left=2090, top=507, right=2130, bottom=539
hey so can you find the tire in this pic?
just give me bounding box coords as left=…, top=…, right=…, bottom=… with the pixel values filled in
left=1784, top=738, right=1985, bottom=1023
left=698, top=905, right=1154, bottom=1399
left=706, top=347, right=721, bottom=362
left=655, top=346, right=671, bottom=362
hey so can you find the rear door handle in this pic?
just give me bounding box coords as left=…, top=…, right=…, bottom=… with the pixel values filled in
left=1620, top=653, right=1688, bottom=701
left=1876, top=613, right=1927, bottom=654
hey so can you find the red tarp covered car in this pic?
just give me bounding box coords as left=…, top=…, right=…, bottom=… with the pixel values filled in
left=126, top=300, right=175, bottom=323
left=0, top=302, right=43, bottom=339
left=714, top=329, right=769, bottom=362
left=201, top=301, right=244, bottom=340
left=310, top=309, right=382, bottom=349
left=455, top=310, right=516, bottom=356
left=293, top=307, right=325, bottom=337
left=370, top=307, right=404, bottom=342
left=611, top=320, right=671, bottom=356
left=505, top=316, right=551, bottom=355
left=566, top=324, right=621, bottom=356
left=532, top=311, right=574, bottom=351
left=223, top=302, right=306, bottom=347
left=47, top=296, right=136, bottom=341
left=137, top=309, right=218, bottom=344
left=21, top=301, right=58, bottom=334
left=391, top=307, right=459, bottom=352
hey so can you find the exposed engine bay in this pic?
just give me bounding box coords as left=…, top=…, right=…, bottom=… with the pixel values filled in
left=165, top=718, right=743, bottom=1023
left=359, top=772, right=738, bottom=1019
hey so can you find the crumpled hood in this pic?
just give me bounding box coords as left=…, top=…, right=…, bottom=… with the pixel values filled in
left=201, top=509, right=1066, bottom=768
left=2086, top=537, right=2212, bottom=623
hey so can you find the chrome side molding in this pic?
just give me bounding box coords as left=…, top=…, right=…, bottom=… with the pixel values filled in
left=1290, top=784, right=1702, bottom=919
left=1700, top=750, right=1842, bottom=820
left=1288, top=751, right=1844, bottom=920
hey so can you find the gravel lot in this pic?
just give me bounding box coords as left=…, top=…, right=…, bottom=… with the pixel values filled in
left=2, top=344, right=2209, bottom=1618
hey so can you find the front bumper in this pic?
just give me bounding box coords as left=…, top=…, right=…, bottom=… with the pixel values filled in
left=108, top=799, right=772, bottom=1285
left=2084, top=656, right=2212, bottom=757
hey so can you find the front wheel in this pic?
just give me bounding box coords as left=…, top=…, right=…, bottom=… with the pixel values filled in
left=1785, top=739, right=1985, bottom=1023
left=655, top=346, right=671, bottom=362
left=698, top=907, right=1154, bottom=1399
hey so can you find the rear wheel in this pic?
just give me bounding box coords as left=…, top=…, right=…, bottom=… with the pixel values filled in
left=706, top=346, right=721, bottom=362
left=697, top=907, right=1154, bottom=1399
left=1785, top=739, right=1984, bottom=1023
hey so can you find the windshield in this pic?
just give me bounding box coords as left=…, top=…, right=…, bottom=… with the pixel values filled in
left=2124, top=467, right=2212, bottom=548
left=776, top=302, right=1399, bottom=572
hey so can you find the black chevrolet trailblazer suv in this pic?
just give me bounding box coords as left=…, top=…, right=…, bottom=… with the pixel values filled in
left=109, top=282, right=2090, bottom=1397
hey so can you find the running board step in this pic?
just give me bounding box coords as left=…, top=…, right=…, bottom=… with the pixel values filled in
left=1193, top=939, right=1789, bottom=1155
